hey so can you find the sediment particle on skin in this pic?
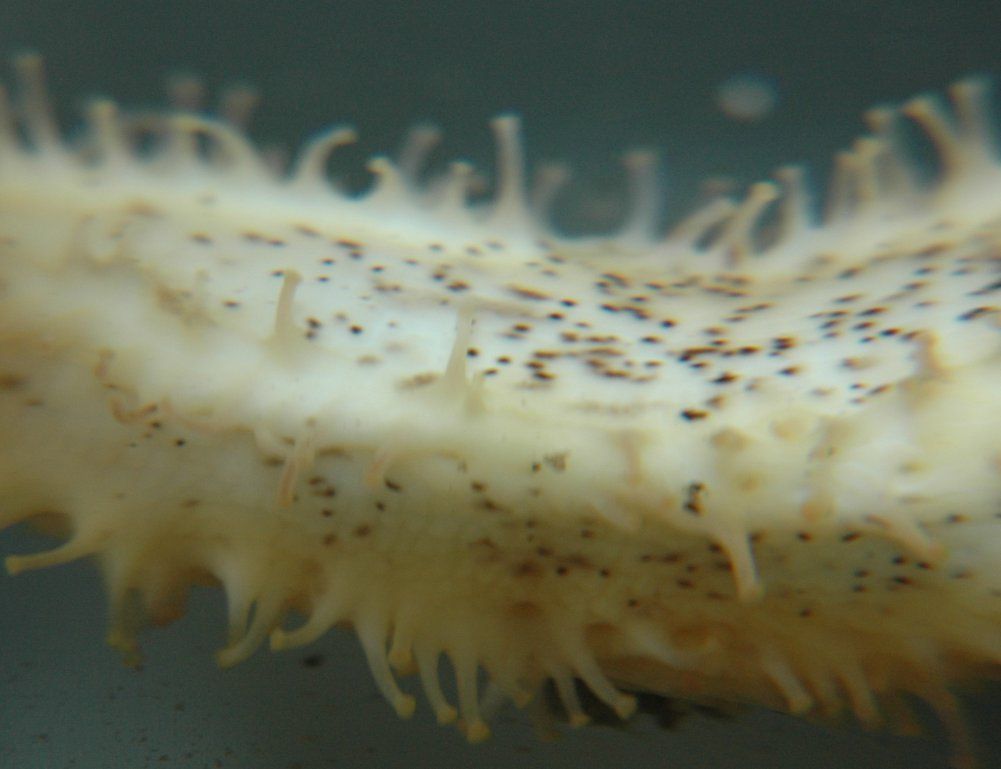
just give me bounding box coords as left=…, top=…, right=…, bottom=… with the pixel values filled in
left=0, top=55, right=999, bottom=762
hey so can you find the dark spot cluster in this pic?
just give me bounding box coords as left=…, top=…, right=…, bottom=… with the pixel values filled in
left=191, top=201, right=998, bottom=432
left=436, top=241, right=1001, bottom=415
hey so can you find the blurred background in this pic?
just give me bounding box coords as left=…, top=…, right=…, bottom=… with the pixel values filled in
left=0, top=2, right=999, bottom=768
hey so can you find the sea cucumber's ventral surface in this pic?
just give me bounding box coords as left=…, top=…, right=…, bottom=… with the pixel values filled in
left=0, top=55, right=999, bottom=764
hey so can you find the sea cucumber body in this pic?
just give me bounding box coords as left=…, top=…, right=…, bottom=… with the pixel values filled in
left=0, top=62, right=999, bottom=747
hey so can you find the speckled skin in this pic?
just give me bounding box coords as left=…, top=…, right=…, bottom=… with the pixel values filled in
left=0, top=57, right=998, bottom=761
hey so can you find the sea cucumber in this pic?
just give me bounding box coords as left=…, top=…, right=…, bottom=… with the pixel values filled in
left=0, top=54, right=998, bottom=764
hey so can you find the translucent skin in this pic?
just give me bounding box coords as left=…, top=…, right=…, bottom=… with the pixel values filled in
left=0, top=56, right=998, bottom=764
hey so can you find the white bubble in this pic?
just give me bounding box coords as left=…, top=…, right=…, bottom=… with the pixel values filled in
left=716, top=73, right=779, bottom=123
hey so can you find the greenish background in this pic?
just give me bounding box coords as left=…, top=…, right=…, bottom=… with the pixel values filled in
left=0, top=2, right=998, bottom=768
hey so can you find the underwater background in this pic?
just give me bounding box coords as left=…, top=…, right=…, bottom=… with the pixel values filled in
left=0, top=2, right=999, bottom=767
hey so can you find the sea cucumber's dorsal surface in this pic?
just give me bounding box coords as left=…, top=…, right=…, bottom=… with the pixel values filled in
left=0, top=55, right=999, bottom=763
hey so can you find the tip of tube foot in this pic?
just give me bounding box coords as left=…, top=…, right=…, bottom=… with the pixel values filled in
left=393, top=693, right=417, bottom=719
left=105, top=629, right=142, bottom=668
left=215, top=645, right=248, bottom=669
left=613, top=694, right=637, bottom=720
left=434, top=704, right=459, bottom=725
left=387, top=646, right=413, bottom=671
left=464, top=719, right=491, bottom=743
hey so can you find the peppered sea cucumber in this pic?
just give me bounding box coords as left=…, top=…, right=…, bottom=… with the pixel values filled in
left=0, top=54, right=998, bottom=766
